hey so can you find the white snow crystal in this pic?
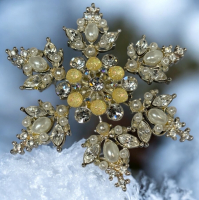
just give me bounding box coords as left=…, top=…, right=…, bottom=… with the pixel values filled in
left=0, top=139, right=195, bottom=200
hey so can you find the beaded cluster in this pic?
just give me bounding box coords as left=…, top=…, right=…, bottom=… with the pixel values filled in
left=6, top=3, right=193, bottom=191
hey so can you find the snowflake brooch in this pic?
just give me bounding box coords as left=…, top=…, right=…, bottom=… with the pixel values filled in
left=6, top=3, right=193, bottom=191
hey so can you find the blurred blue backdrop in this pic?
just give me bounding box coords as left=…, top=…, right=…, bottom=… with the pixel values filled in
left=0, top=0, right=199, bottom=198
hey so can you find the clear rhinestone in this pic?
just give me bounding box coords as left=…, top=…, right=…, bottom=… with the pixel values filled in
left=23, top=74, right=41, bottom=88
left=16, top=58, right=24, bottom=65
left=165, top=47, right=172, bottom=53
left=100, top=32, right=119, bottom=43
left=83, top=144, right=100, bottom=164
left=89, top=77, right=104, bottom=91
left=169, top=53, right=177, bottom=62
left=122, top=76, right=138, bottom=91
left=21, top=50, right=28, bottom=57
left=118, top=134, right=140, bottom=148
left=51, top=124, right=65, bottom=146
left=19, top=132, right=28, bottom=140
left=70, top=57, right=85, bottom=70
left=170, top=130, right=177, bottom=137
left=137, top=121, right=152, bottom=143
left=75, top=107, right=91, bottom=123
left=135, top=38, right=148, bottom=55
left=176, top=47, right=184, bottom=55
left=44, top=42, right=57, bottom=54
left=65, top=29, right=82, bottom=41
left=71, top=83, right=81, bottom=90
left=25, top=106, right=47, bottom=117
left=56, top=81, right=71, bottom=99
left=152, top=95, right=172, bottom=107
left=102, top=54, right=118, bottom=66
left=107, top=104, right=124, bottom=121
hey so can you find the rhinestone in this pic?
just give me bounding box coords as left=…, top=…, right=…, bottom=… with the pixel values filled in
left=70, top=57, right=85, bottom=70
left=51, top=124, right=65, bottom=146
left=75, top=107, right=91, bottom=123
left=106, top=104, right=124, bottom=121
left=25, top=106, right=46, bottom=117
left=118, top=134, right=140, bottom=148
left=65, top=28, right=82, bottom=41
left=135, top=38, right=148, bottom=55
left=122, top=76, right=138, bottom=91
left=56, top=81, right=71, bottom=99
left=152, top=95, right=172, bottom=107
left=44, top=42, right=57, bottom=54
left=89, top=77, right=104, bottom=91
left=83, top=144, right=100, bottom=164
left=102, top=54, right=118, bottom=66
left=137, top=121, right=152, bottom=143
left=23, top=74, right=41, bottom=88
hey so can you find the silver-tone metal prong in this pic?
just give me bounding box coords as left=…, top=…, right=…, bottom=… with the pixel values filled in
left=63, top=26, right=66, bottom=31
left=12, top=141, right=17, bottom=145
left=57, top=147, right=62, bottom=152
left=46, top=37, right=51, bottom=42
left=182, top=122, right=186, bottom=127
left=82, top=163, right=86, bottom=167
left=10, top=150, right=16, bottom=155
left=188, top=135, right=194, bottom=141
left=20, top=107, right=26, bottom=112
left=16, top=134, right=20, bottom=139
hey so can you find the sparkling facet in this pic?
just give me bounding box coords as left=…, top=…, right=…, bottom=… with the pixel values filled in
left=89, top=77, right=104, bottom=91
left=51, top=124, right=65, bottom=146
left=44, top=42, right=57, bottom=54
left=136, top=38, right=148, bottom=55
left=102, top=54, right=118, bottom=66
left=83, top=144, right=100, bottom=164
left=56, top=81, right=71, bottom=99
left=25, top=106, right=47, bottom=117
left=152, top=95, right=172, bottom=107
left=70, top=57, right=85, bottom=70
left=23, top=75, right=41, bottom=88
left=138, top=121, right=152, bottom=143
left=122, top=76, right=138, bottom=91
left=106, top=104, right=124, bottom=121
left=118, top=134, right=140, bottom=148
left=65, top=29, right=82, bottom=41
left=75, top=107, right=91, bottom=123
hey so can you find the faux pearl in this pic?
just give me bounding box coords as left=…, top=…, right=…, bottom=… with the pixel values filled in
left=29, top=47, right=38, bottom=56
left=99, top=161, right=108, bottom=170
left=99, top=19, right=107, bottom=28
left=85, top=23, right=99, bottom=42
left=22, top=116, right=31, bottom=127
left=130, top=99, right=142, bottom=111
left=39, top=133, right=49, bottom=142
left=133, top=113, right=143, bottom=122
left=42, top=102, right=52, bottom=110
left=154, top=124, right=163, bottom=133
left=66, top=69, right=82, bottom=84
left=86, top=57, right=102, bottom=71
left=119, top=149, right=130, bottom=159
left=23, top=64, right=32, bottom=74
left=53, top=68, right=65, bottom=81
left=85, top=46, right=96, bottom=57
left=114, top=125, right=123, bottom=135
left=29, top=56, right=48, bottom=72
left=56, top=105, right=69, bottom=115
left=141, top=67, right=150, bottom=75
left=31, top=117, right=52, bottom=133
left=144, top=92, right=153, bottom=100
left=143, top=50, right=163, bottom=66
left=75, top=40, right=84, bottom=49
left=51, top=54, right=61, bottom=62
left=67, top=92, right=83, bottom=108
left=112, top=88, right=128, bottom=103
left=42, top=74, right=52, bottom=84
left=150, top=42, right=158, bottom=50
left=89, top=135, right=98, bottom=145
left=90, top=100, right=107, bottom=116
left=148, top=108, right=168, bottom=125
left=58, top=117, right=68, bottom=126
left=127, top=49, right=136, bottom=57
left=77, top=18, right=85, bottom=26
left=108, top=66, right=124, bottom=81
left=99, top=40, right=108, bottom=48
left=103, top=140, right=119, bottom=163
left=96, top=122, right=110, bottom=135
left=126, top=60, right=137, bottom=72
left=167, top=106, right=177, bottom=116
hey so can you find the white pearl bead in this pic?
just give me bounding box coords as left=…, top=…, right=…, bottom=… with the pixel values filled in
left=141, top=67, right=150, bottom=75
left=43, top=102, right=52, bottom=110
left=119, top=149, right=129, bottom=159
left=167, top=106, right=177, bottom=116
left=85, top=46, right=96, bottom=57
left=143, top=50, right=163, bottom=66
left=114, top=125, right=123, bottom=135
left=29, top=56, right=48, bottom=72
left=133, top=113, right=143, bottom=122
left=130, top=100, right=142, bottom=111
left=144, top=92, right=153, bottom=100
left=99, top=19, right=107, bottom=28
left=99, top=40, right=108, bottom=48
left=99, top=161, right=108, bottom=170
left=126, top=60, right=137, bottom=71
left=56, top=105, right=68, bottom=115
left=39, top=133, right=49, bottom=142
left=54, top=68, right=65, bottom=80
left=23, top=64, right=32, bottom=74
left=51, top=54, right=61, bottom=62
left=89, top=135, right=98, bottom=145
left=75, top=40, right=84, bottom=49
left=42, top=74, right=52, bottom=84
left=154, top=124, right=163, bottom=133
left=96, top=122, right=110, bottom=135
left=127, top=49, right=136, bottom=57
left=103, top=140, right=119, bottom=163
left=76, top=18, right=85, bottom=26
left=148, top=108, right=168, bottom=125
left=85, top=23, right=99, bottom=42
left=59, top=117, right=68, bottom=126
left=29, top=47, right=38, bottom=56
left=150, top=42, right=158, bottom=50
left=22, top=117, right=31, bottom=127
left=31, top=117, right=52, bottom=133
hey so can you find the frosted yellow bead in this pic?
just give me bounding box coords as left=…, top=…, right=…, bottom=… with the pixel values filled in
left=90, top=100, right=107, bottom=116
left=86, top=57, right=102, bottom=71
left=108, top=66, right=124, bottom=81
left=112, top=88, right=128, bottom=103
left=66, top=69, right=82, bottom=84
left=67, top=92, right=83, bottom=107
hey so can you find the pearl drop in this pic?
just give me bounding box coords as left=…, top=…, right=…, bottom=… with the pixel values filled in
left=141, top=67, right=150, bottom=75
left=144, top=92, right=153, bottom=100
left=77, top=18, right=85, bottom=26
left=133, top=113, right=143, bottom=122
left=114, top=125, right=123, bottom=135
left=99, top=40, right=108, bottom=48
left=29, top=47, right=38, bottom=56
left=75, top=40, right=84, bottom=49
left=154, top=124, right=163, bottom=133
left=39, top=133, right=49, bottom=142
left=119, top=149, right=130, bottom=159
left=31, top=117, right=52, bottom=133
left=143, top=50, right=163, bottom=66
left=59, top=117, right=68, bottom=126
left=51, top=54, right=61, bottom=62
left=99, top=161, right=108, bottom=170
left=148, top=108, right=168, bottom=125
left=23, top=64, right=32, bottom=74
left=85, top=46, right=96, bottom=57
left=42, top=102, right=52, bottom=110
left=85, top=23, right=99, bottom=42
left=56, top=105, right=69, bottom=115
left=99, top=19, right=107, bottom=28
left=54, top=68, right=65, bottom=80
left=42, top=74, right=52, bottom=84
left=29, top=56, right=48, bottom=72
left=103, top=140, right=119, bottom=163
left=96, top=122, right=110, bottom=135
left=22, top=117, right=31, bottom=127
left=89, top=135, right=98, bottom=145
left=150, top=42, right=158, bottom=50
left=127, top=49, right=136, bottom=57
left=130, top=100, right=142, bottom=111
left=126, top=60, right=137, bottom=71
left=167, top=106, right=177, bottom=116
